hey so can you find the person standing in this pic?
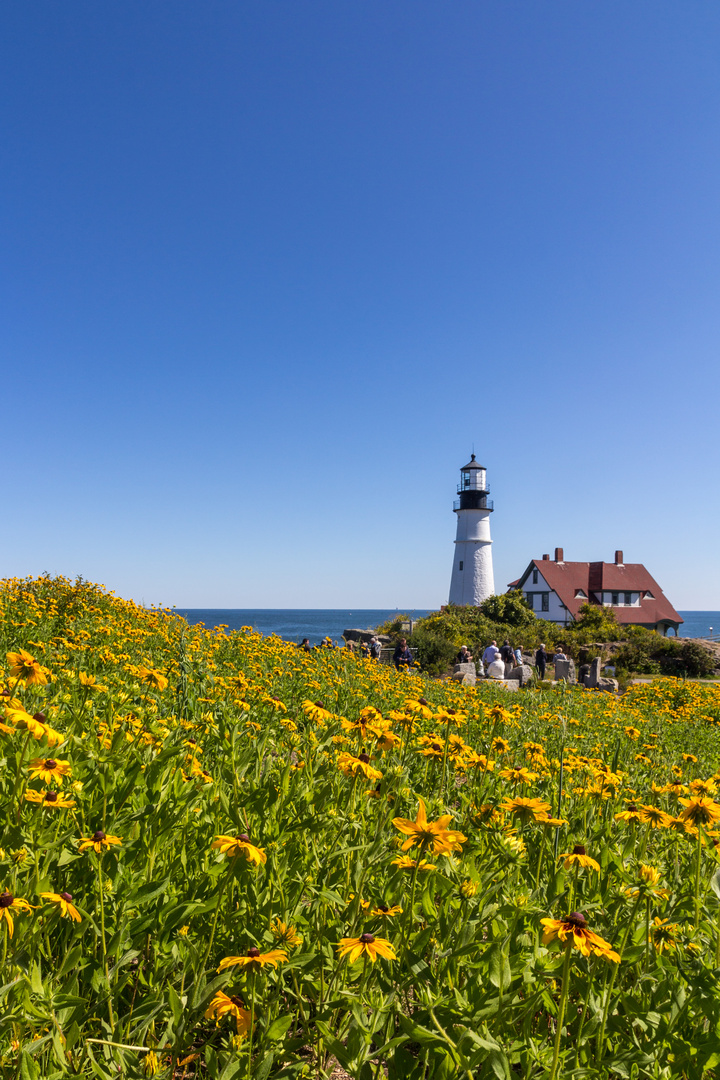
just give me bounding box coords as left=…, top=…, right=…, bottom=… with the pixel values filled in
left=299, top=638, right=311, bottom=652
left=393, top=637, right=413, bottom=671
left=369, top=636, right=382, bottom=660
left=535, top=643, right=548, bottom=680
left=482, top=640, right=500, bottom=667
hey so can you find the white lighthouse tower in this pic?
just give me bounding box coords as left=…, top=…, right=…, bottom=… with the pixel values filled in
left=448, top=454, right=495, bottom=606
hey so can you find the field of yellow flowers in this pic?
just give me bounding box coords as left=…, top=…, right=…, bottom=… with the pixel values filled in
left=2, top=575, right=720, bottom=1080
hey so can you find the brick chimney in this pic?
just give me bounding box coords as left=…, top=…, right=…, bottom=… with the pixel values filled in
left=554, top=547, right=564, bottom=562
left=542, top=554, right=549, bottom=561
left=615, top=550, right=624, bottom=565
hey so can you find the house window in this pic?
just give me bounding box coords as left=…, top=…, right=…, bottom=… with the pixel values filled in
left=623, top=592, right=631, bottom=605
left=644, top=590, right=654, bottom=599
left=532, top=569, right=538, bottom=585
left=459, top=561, right=463, bottom=571
left=612, top=593, right=619, bottom=605
left=575, top=589, right=587, bottom=599
left=542, top=593, right=549, bottom=612
left=525, top=592, right=534, bottom=609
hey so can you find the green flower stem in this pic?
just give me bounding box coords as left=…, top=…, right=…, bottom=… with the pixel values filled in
left=596, top=895, right=642, bottom=1061
left=402, top=843, right=426, bottom=959
left=247, top=970, right=257, bottom=1080
left=694, top=829, right=703, bottom=929
left=198, top=856, right=236, bottom=975
left=573, top=956, right=595, bottom=1069
left=548, top=941, right=573, bottom=1080
left=97, top=857, right=115, bottom=1030
left=440, top=716, right=451, bottom=797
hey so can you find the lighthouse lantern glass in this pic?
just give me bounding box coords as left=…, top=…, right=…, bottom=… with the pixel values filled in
left=461, top=467, right=486, bottom=491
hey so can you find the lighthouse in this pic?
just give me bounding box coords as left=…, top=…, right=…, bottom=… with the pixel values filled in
left=448, top=454, right=495, bottom=606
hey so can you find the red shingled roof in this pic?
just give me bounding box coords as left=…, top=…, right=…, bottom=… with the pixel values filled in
left=511, top=558, right=683, bottom=628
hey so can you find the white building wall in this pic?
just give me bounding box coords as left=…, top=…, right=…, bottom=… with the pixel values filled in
left=520, top=568, right=571, bottom=624
left=449, top=508, right=494, bottom=606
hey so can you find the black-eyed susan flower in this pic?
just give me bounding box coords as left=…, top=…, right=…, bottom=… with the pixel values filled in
left=625, top=865, right=669, bottom=901
left=337, top=933, right=396, bottom=963
left=678, top=796, right=720, bottom=827
left=614, top=805, right=642, bottom=824
left=7, top=650, right=48, bottom=686
left=392, top=800, right=466, bottom=857
left=40, top=891, right=82, bottom=922
left=218, top=946, right=288, bottom=972
left=136, top=666, right=168, bottom=691
left=689, top=778, right=718, bottom=796
left=205, top=991, right=252, bottom=1034
left=368, top=903, right=403, bottom=918
left=650, top=917, right=680, bottom=953
left=540, top=912, right=619, bottom=961
left=212, top=834, right=266, bottom=865
left=391, top=854, right=435, bottom=872
left=500, top=796, right=552, bottom=823
left=499, top=766, right=538, bottom=784
left=336, top=751, right=383, bottom=782
left=558, top=845, right=601, bottom=872
left=0, top=890, right=33, bottom=936
left=637, top=805, right=673, bottom=829
left=78, top=830, right=122, bottom=854
left=271, top=920, right=303, bottom=948
left=28, top=757, right=71, bottom=785
left=25, top=789, right=75, bottom=809
left=9, top=709, right=64, bottom=745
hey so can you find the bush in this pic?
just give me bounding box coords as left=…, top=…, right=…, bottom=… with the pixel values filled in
left=409, top=626, right=459, bottom=677
left=613, top=636, right=716, bottom=679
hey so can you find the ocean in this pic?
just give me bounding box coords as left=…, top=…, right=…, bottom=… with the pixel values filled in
left=174, top=609, right=720, bottom=644
left=175, top=609, right=432, bottom=646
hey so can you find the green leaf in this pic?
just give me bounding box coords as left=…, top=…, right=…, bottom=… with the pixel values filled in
left=20, top=1051, right=39, bottom=1080
left=266, top=1014, right=293, bottom=1041
left=254, top=1053, right=275, bottom=1080
left=710, top=867, right=720, bottom=902
left=57, top=944, right=83, bottom=979
left=29, top=962, right=43, bottom=996
left=167, top=983, right=183, bottom=1028
left=486, top=944, right=511, bottom=991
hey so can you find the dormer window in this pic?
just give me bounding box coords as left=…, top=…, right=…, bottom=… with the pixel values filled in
left=532, top=569, right=538, bottom=585
left=644, top=590, right=654, bottom=599
left=574, top=589, right=587, bottom=598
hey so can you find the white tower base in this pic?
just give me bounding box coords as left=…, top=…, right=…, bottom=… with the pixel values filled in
left=449, top=508, right=494, bottom=606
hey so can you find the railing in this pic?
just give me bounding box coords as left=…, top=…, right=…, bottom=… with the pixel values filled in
left=453, top=499, right=494, bottom=511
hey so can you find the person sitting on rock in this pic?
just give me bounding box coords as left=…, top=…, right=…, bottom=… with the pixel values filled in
left=456, top=645, right=473, bottom=664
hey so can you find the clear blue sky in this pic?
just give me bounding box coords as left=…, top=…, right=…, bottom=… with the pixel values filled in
left=3, top=2, right=719, bottom=609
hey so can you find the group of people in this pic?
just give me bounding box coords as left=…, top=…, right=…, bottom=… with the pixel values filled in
left=457, top=638, right=568, bottom=680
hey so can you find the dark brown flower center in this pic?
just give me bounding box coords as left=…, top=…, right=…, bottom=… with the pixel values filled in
left=566, top=912, right=587, bottom=928
left=45, top=759, right=57, bottom=769
left=60, top=891, right=72, bottom=902
left=92, top=830, right=106, bottom=842
left=314, top=701, right=325, bottom=709
left=360, top=933, right=375, bottom=943
left=246, top=947, right=260, bottom=958
left=33, top=712, right=46, bottom=723
left=572, top=844, right=586, bottom=855
left=627, top=804, right=638, bottom=812
left=358, top=753, right=370, bottom=764
left=45, top=791, right=58, bottom=803
left=447, top=708, right=456, bottom=714
left=418, top=698, right=429, bottom=707
left=238, top=833, right=250, bottom=843
left=0, top=892, right=13, bottom=908
left=377, top=904, right=389, bottom=912
left=431, top=743, right=442, bottom=752
left=230, top=995, right=244, bottom=1007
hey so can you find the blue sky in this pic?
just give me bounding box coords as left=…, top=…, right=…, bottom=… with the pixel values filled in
left=3, top=2, right=719, bottom=608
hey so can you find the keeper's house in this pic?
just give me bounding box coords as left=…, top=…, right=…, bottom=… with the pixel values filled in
left=508, top=549, right=683, bottom=636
